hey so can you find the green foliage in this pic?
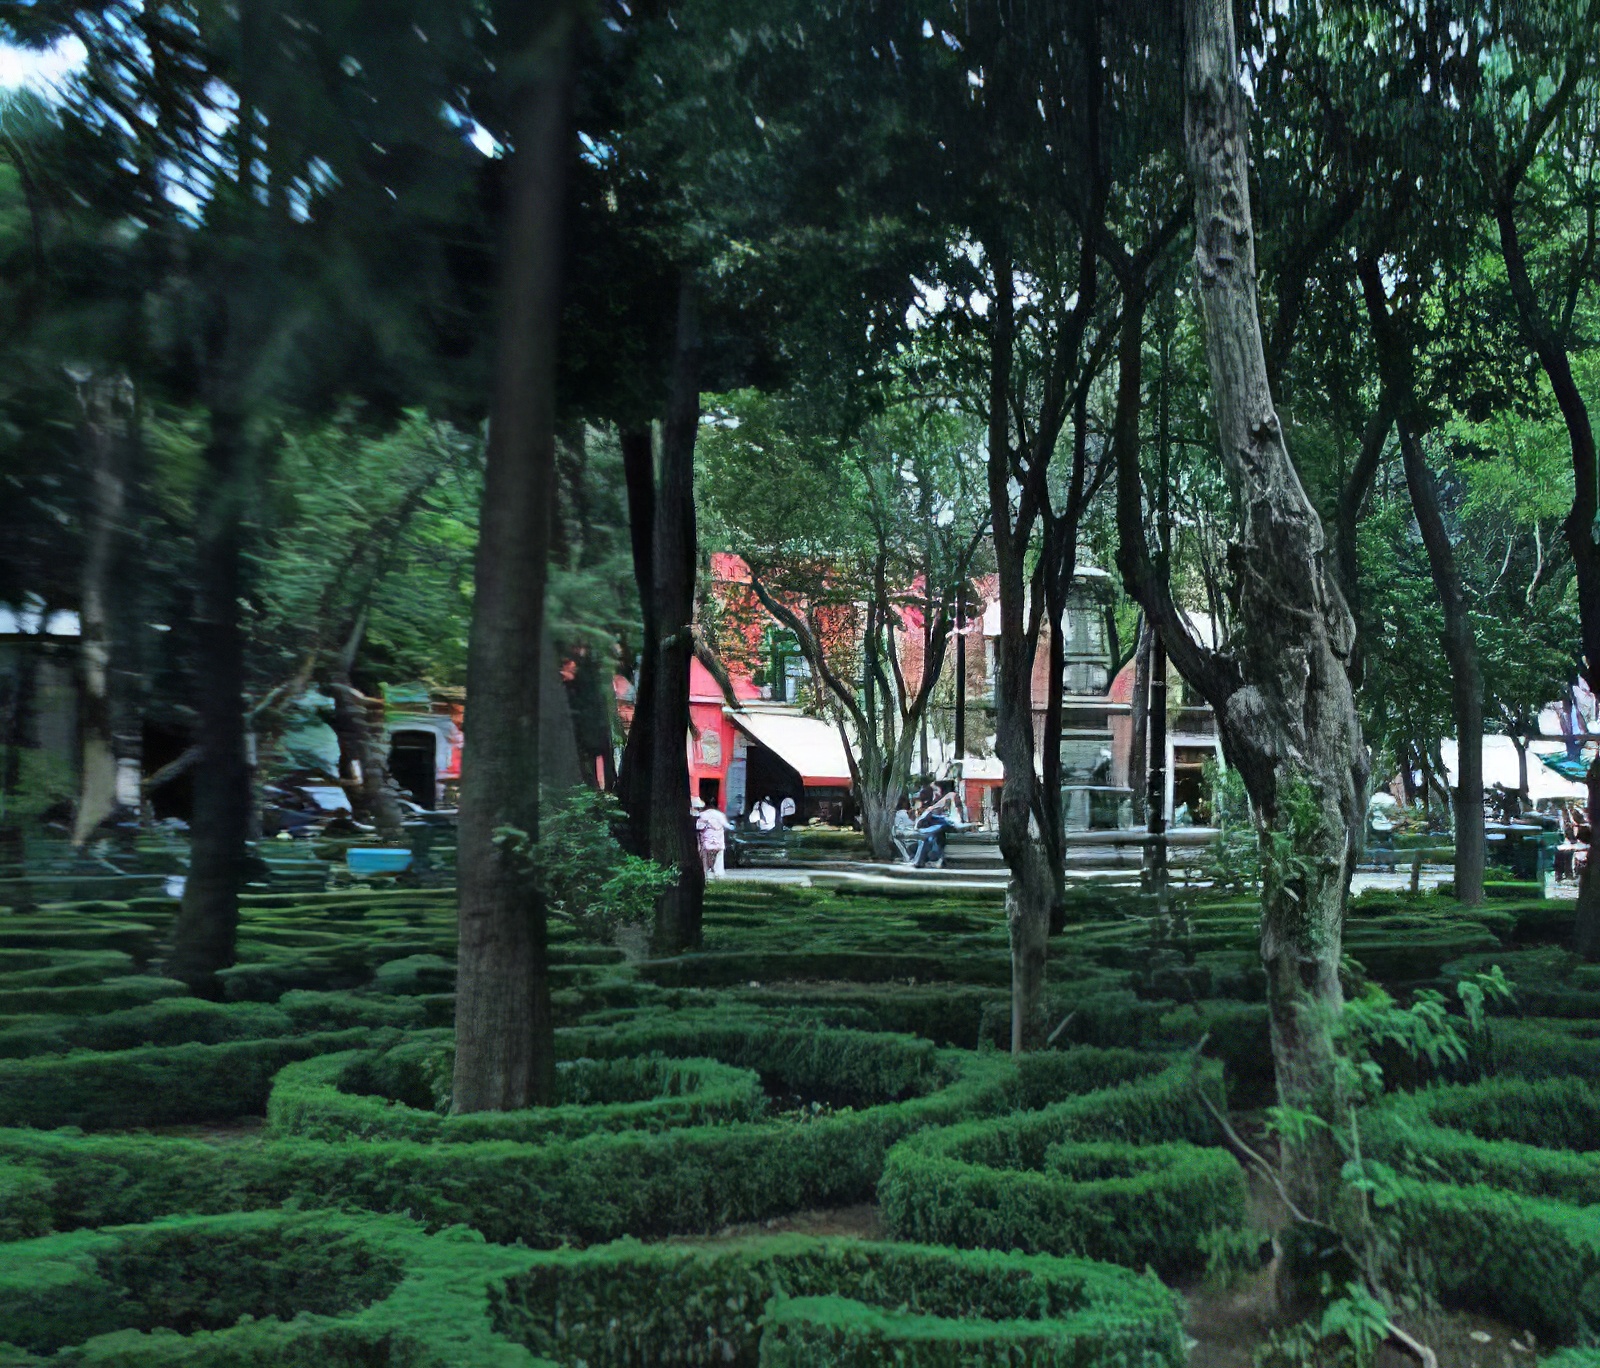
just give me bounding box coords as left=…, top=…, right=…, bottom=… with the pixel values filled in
left=268, top=1043, right=769, bottom=1143
left=0, top=1210, right=530, bottom=1366
left=1200, top=759, right=1259, bottom=894
left=0, top=1028, right=380, bottom=1130
left=492, top=1235, right=1186, bottom=1368
left=878, top=1055, right=1244, bottom=1276
left=497, top=786, right=676, bottom=943
left=1256, top=1283, right=1392, bottom=1368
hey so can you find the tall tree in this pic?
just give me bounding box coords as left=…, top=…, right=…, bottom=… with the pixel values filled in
left=1118, top=0, right=1368, bottom=1300
left=452, top=4, right=578, bottom=1111
left=703, top=393, right=987, bottom=859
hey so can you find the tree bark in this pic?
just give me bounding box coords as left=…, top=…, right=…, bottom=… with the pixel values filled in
left=648, top=271, right=705, bottom=954
left=1398, top=424, right=1484, bottom=906
left=1493, top=193, right=1600, bottom=958
left=982, top=243, right=1057, bottom=1054
left=1168, top=0, right=1369, bottom=1301
left=451, top=20, right=571, bottom=1113
left=1128, top=616, right=1152, bottom=825
left=72, top=374, right=137, bottom=848
left=616, top=426, right=657, bottom=853
left=1145, top=627, right=1169, bottom=895
left=166, top=411, right=252, bottom=995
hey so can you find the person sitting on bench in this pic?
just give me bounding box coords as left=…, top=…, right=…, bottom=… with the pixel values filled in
left=913, top=790, right=962, bottom=869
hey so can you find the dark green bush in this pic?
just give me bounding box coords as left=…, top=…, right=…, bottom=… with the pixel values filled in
left=0, top=1210, right=533, bottom=1366
left=559, top=1013, right=946, bottom=1107
left=0, top=1047, right=1019, bottom=1246
left=878, top=1055, right=1244, bottom=1275
left=269, top=1044, right=768, bottom=1142
left=490, top=1235, right=1184, bottom=1367
left=1391, top=1178, right=1600, bottom=1341
left=0, top=1028, right=382, bottom=1129
left=1365, top=1077, right=1600, bottom=1207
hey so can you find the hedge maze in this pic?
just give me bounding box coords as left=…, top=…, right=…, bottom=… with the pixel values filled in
left=0, top=879, right=1596, bottom=1363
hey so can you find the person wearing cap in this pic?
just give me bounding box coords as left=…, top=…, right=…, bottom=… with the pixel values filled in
left=693, top=796, right=731, bottom=878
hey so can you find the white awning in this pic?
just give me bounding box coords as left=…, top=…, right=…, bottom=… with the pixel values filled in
left=1439, top=736, right=1588, bottom=803
left=730, top=709, right=853, bottom=786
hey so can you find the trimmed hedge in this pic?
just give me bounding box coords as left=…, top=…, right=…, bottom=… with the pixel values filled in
left=0, top=1209, right=538, bottom=1366
left=491, top=1235, right=1184, bottom=1367
left=879, top=1054, right=1244, bottom=1276
left=1365, top=1077, right=1600, bottom=1208
left=0, top=1028, right=383, bottom=1129
left=0, top=1045, right=1020, bottom=1245
left=558, top=1013, right=946, bottom=1107
left=269, top=1044, right=768, bottom=1143
left=1391, top=1178, right=1600, bottom=1341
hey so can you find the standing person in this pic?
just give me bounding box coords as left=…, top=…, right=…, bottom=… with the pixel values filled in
left=750, top=795, right=777, bottom=831
left=694, top=796, right=731, bottom=879
left=778, top=795, right=797, bottom=828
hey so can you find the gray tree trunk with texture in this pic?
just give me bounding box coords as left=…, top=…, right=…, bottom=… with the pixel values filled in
left=72, top=374, right=137, bottom=848
left=1399, top=425, right=1484, bottom=906
left=1183, top=0, right=1368, bottom=1295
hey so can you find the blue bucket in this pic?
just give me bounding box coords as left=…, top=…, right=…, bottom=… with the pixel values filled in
left=347, top=848, right=413, bottom=875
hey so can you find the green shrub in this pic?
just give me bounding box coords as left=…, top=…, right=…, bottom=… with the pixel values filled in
left=559, top=1013, right=946, bottom=1107
left=879, top=1056, right=1244, bottom=1275
left=269, top=1045, right=768, bottom=1143
left=1489, top=1017, right=1600, bottom=1080
left=490, top=1235, right=1184, bottom=1367
left=0, top=1210, right=536, bottom=1366
left=0, top=1028, right=382, bottom=1129
left=1365, top=1077, right=1600, bottom=1207
left=0, top=1046, right=1020, bottom=1246
left=0, top=974, right=187, bottom=1016
left=1391, top=1178, right=1600, bottom=1341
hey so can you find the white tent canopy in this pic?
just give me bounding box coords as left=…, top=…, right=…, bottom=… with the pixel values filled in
left=729, top=708, right=853, bottom=785
left=1438, top=736, right=1587, bottom=804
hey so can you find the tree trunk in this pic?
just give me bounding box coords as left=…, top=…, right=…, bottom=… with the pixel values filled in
left=452, top=24, right=571, bottom=1113
left=72, top=375, right=136, bottom=848
left=648, top=272, right=705, bottom=954
left=1513, top=732, right=1529, bottom=809
left=982, top=243, right=1057, bottom=1054
left=166, top=413, right=252, bottom=996
left=616, top=426, right=657, bottom=854
left=1129, top=616, right=1151, bottom=825
left=571, top=649, right=617, bottom=789
left=1145, top=627, right=1169, bottom=898
left=1493, top=195, right=1600, bottom=958
left=1399, top=424, right=1484, bottom=906
left=858, top=769, right=899, bottom=863
left=1183, top=0, right=1368, bottom=1302
left=325, top=671, right=406, bottom=845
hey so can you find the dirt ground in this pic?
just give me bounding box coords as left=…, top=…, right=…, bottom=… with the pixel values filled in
left=1182, top=1266, right=1542, bottom=1368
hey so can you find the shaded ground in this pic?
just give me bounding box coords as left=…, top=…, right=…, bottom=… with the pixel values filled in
left=690, top=1203, right=884, bottom=1243
left=1184, top=1271, right=1542, bottom=1368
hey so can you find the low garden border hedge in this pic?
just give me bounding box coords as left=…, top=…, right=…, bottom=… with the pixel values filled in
left=1391, top=1178, right=1600, bottom=1341
left=269, top=1042, right=768, bottom=1143
left=491, top=1234, right=1185, bottom=1367
left=0, top=1033, right=1021, bottom=1245
left=0, top=1028, right=384, bottom=1129
left=0, top=1209, right=538, bottom=1366
left=879, top=1054, right=1243, bottom=1275
left=1366, top=1077, right=1600, bottom=1208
